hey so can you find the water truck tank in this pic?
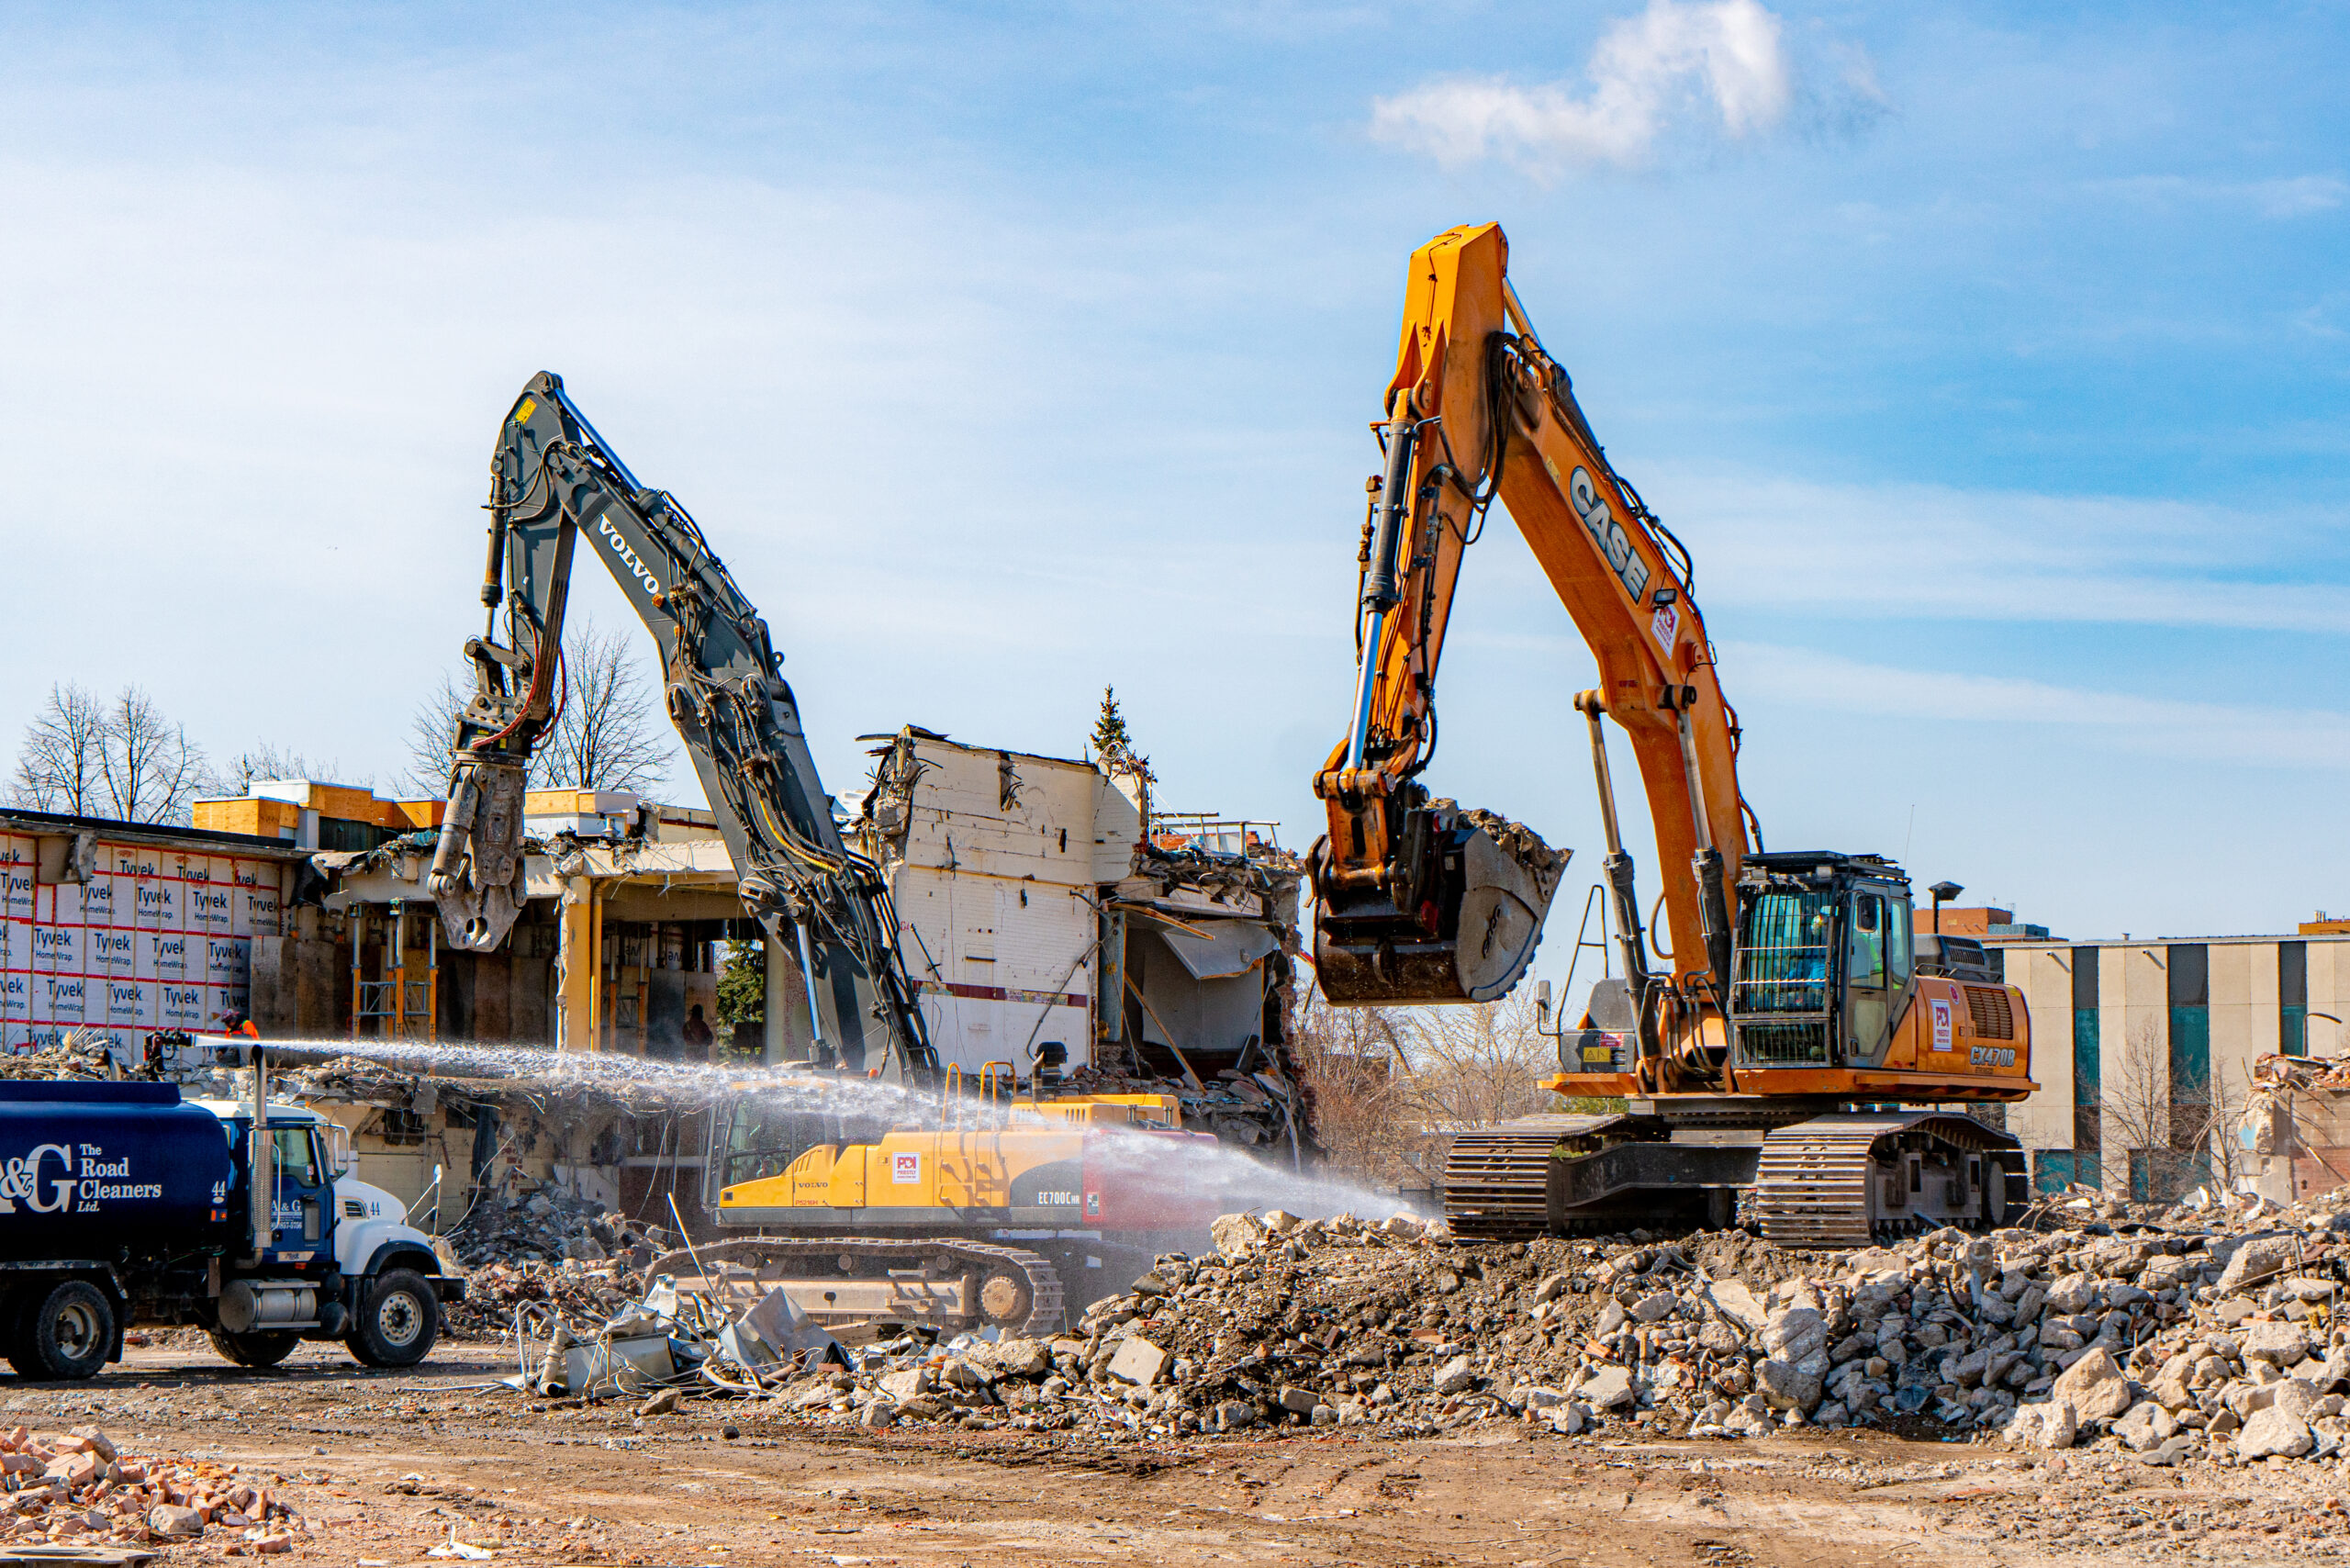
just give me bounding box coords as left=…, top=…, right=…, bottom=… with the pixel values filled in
left=0, top=1082, right=237, bottom=1251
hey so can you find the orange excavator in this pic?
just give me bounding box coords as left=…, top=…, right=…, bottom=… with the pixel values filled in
left=1312, top=224, right=2038, bottom=1245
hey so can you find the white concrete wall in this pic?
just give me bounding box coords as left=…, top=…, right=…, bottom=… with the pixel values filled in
left=882, top=737, right=1106, bottom=1074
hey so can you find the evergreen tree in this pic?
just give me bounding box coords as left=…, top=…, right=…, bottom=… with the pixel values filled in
left=1091, top=686, right=1134, bottom=761
left=715, top=938, right=766, bottom=1057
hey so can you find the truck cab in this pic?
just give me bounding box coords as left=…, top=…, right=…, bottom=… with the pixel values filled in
left=0, top=1081, right=463, bottom=1381
left=194, top=1098, right=463, bottom=1371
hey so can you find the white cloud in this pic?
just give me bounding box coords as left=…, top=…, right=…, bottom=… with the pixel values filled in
left=1726, top=643, right=2350, bottom=769
left=1642, top=470, right=2350, bottom=634
left=1369, top=0, right=1789, bottom=175
left=2252, top=175, right=2350, bottom=218
left=2091, top=174, right=2348, bottom=220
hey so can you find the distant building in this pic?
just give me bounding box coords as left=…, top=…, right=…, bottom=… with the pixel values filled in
left=1911, top=904, right=2052, bottom=943
left=2000, top=930, right=2350, bottom=1200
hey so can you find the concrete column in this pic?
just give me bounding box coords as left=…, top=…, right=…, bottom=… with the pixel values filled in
left=557, top=878, right=597, bottom=1053
left=766, top=931, right=794, bottom=1067
left=1097, top=907, right=1125, bottom=1067
left=763, top=928, right=817, bottom=1066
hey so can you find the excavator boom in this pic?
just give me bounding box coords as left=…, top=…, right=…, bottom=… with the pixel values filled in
left=426, top=373, right=938, bottom=1083
left=1315, top=222, right=1737, bottom=1007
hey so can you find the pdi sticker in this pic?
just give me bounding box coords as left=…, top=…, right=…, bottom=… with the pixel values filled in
left=1930, top=998, right=1954, bottom=1051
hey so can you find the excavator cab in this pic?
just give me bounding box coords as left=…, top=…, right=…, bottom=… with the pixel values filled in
left=1311, top=790, right=1567, bottom=1006
left=1726, top=853, right=1914, bottom=1070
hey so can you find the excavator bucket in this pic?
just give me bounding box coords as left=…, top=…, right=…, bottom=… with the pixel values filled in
left=1313, top=804, right=1567, bottom=1006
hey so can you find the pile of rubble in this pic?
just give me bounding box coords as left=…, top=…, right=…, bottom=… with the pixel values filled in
left=441, top=1182, right=670, bottom=1339
left=1998, top=1220, right=2349, bottom=1463
left=445, top=1182, right=659, bottom=1271
left=0, top=1030, right=120, bottom=1081
left=651, top=1193, right=2350, bottom=1466
left=0, top=1424, right=307, bottom=1551
left=445, top=1259, right=640, bottom=1341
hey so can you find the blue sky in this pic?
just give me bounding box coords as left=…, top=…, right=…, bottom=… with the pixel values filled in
left=2, top=1, right=2345, bottom=957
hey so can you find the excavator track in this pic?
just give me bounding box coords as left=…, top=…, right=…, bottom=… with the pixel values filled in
left=1442, top=1114, right=1626, bottom=1239
left=646, top=1237, right=1067, bottom=1338
left=1445, top=1111, right=2020, bottom=1247
left=1751, top=1113, right=2016, bottom=1248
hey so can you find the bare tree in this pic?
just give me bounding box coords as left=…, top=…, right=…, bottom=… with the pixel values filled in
left=11, top=682, right=108, bottom=814
left=2101, top=1017, right=2169, bottom=1182
left=406, top=618, right=675, bottom=797
left=1290, top=983, right=1565, bottom=1190
left=1402, top=990, right=1562, bottom=1133
left=95, top=688, right=207, bottom=823
left=404, top=672, right=471, bottom=796
left=2104, top=1016, right=2249, bottom=1203
left=2198, top=1059, right=2252, bottom=1193
left=1292, top=991, right=1426, bottom=1188
left=12, top=683, right=207, bottom=824
left=539, top=621, right=671, bottom=794
left=207, top=743, right=356, bottom=797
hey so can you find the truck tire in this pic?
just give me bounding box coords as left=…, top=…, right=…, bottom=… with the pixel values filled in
left=207, top=1330, right=301, bottom=1368
left=349, top=1270, right=438, bottom=1368
left=8, top=1281, right=114, bottom=1382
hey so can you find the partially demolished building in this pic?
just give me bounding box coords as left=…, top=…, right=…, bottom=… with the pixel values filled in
left=165, top=727, right=1310, bottom=1230
left=851, top=728, right=1308, bottom=1159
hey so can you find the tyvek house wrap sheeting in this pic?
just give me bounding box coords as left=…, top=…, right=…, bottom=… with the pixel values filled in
left=0, top=833, right=283, bottom=1054
left=1156, top=920, right=1278, bottom=980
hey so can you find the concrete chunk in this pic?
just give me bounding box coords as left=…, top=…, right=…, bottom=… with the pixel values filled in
left=149, top=1505, right=206, bottom=1538
left=878, top=1368, right=932, bottom=1402
left=2237, top=1406, right=2316, bottom=1461
left=1212, top=1215, right=1266, bottom=1257
left=1107, top=1336, right=1169, bottom=1388
left=2113, top=1401, right=2177, bottom=1453
left=2052, top=1347, right=2132, bottom=1422
left=2243, top=1319, right=2311, bottom=1367
left=1702, top=1279, right=1767, bottom=1335
left=2215, top=1234, right=2297, bottom=1295
left=2003, top=1398, right=2078, bottom=1450
left=1581, top=1365, right=1635, bottom=1410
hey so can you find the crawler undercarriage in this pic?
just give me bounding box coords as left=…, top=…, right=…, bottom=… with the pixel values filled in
left=1443, top=1103, right=2029, bottom=1247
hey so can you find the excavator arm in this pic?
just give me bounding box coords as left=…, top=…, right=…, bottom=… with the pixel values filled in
left=1314, top=222, right=1745, bottom=1020
left=427, top=372, right=939, bottom=1083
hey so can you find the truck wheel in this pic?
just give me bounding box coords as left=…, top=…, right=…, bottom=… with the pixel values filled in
left=8, top=1282, right=113, bottom=1382
left=207, top=1330, right=301, bottom=1368
left=349, top=1271, right=438, bottom=1368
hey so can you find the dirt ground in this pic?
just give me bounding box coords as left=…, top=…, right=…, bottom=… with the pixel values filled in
left=20, top=1342, right=2349, bottom=1567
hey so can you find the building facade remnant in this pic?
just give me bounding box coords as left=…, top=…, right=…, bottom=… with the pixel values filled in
left=0, top=807, right=309, bottom=1053
left=2001, top=929, right=2350, bottom=1201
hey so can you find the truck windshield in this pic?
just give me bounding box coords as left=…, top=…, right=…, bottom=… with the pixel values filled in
left=273, top=1127, right=320, bottom=1185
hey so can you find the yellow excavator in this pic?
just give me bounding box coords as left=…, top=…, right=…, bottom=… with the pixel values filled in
left=425, top=375, right=1232, bottom=1333
left=1312, top=224, right=2037, bottom=1246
